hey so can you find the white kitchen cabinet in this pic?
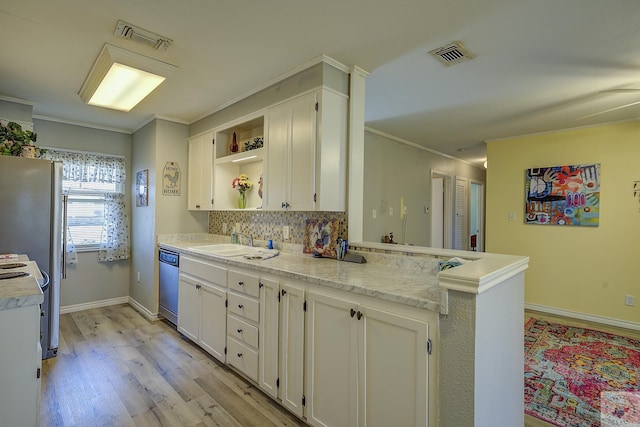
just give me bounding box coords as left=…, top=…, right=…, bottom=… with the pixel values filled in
left=358, top=304, right=428, bottom=427
left=187, top=131, right=214, bottom=211
left=259, top=277, right=280, bottom=399
left=0, top=304, right=41, bottom=427
left=279, top=282, right=306, bottom=417
left=305, top=291, right=358, bottom=427
left=178, top=256, right=227, bottom=362
left=226, top=269, right=261, bottom=381
left=265, top=89, right=347, bottom=211
left=306, top=291, right=430, bottom=427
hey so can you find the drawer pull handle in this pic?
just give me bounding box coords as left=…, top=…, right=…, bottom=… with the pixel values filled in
left=237, top=353, right=243, bottom=358
left=238, top=304, right=244, bottom=309
left=237, top=328, right=243, bottom=333
left=238, top=281, right=244, bottom=286
left=350, top=308, right=356, bottom=318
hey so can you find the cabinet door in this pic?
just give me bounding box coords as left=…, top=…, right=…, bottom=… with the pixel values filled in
left=266, top=102, right=290, bottom=210
left=358, top=305, right=428, bottom=427
left=288, top=92, right=317, bottom=211
left=279, top=282, right=306, bottom=417
left=199, top=283, right=227, bottom=363
left=306, top=292, right=358, bottom=427
left=177, top=276, right=200, bottom=342
left=265, top=92, right=317, bottom=210
left=259, top=277, right=280, bottom=399
left=187, top=132, right=214, bottom=210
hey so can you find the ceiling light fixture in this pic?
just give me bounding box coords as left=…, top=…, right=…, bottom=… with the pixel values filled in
left=79, top=44, right=177, bottom=112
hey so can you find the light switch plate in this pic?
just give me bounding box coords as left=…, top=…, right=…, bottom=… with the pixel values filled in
left=283, top=225, right=290, bottom=240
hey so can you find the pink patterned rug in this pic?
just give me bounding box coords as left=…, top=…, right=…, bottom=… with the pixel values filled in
left=524, top=318, right=640, bottom=426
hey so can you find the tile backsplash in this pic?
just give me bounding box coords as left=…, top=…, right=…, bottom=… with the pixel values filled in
left=209, top=210, right=348, bottom=245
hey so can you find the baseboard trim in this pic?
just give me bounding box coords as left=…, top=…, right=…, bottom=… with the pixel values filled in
left=60, top=296, right=129, bottom=314
left=127, top=297, right=160, bottom=322
left=526, top=303, right=640, bottom=332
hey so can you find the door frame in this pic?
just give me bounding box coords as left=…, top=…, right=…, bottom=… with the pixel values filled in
left=469, top=180, right=485, bottom=252
left=430, top=170, right=452, bottom=249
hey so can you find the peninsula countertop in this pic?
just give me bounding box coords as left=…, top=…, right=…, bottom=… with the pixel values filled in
left=0, top=256, right=44, bottom=311
left=159, top=239, right=442, bottom=313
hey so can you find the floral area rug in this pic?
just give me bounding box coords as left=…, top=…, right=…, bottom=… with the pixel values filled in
left=525, top=318, right=640, bottom=426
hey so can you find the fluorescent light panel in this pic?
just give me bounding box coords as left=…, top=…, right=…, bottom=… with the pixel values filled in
left=79, top=44, right=177, bottom=112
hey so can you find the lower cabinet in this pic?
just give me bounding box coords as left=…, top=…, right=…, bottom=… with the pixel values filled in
left=0, top=303, right=41, bottom=427
left=278, top=282, right=306, bottom=417
left=305, top=291, right=430, bottom=427
left=176, top=255, right=434, bottom=427
left=178, top=256, right=227, bottom=362
left=226, top=269, right=261, bottom=381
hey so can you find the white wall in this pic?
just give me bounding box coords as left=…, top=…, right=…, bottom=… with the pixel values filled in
left=33, top=118, right=132, bottom=308
left=363, top=129, right=486, bottom=246
left=130, top=119, right=208, bottom=316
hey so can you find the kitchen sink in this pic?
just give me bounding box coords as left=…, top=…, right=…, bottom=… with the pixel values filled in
left=188, top=244, right=273, bottom=258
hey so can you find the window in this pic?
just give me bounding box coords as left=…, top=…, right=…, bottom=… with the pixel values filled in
left=44, top=149, right=129, bottom=262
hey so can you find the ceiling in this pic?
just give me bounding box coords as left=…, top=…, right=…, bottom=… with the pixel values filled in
left=2, top=0, right=639, bottom=168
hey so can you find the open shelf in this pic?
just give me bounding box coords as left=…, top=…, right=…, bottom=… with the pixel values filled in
left=214, top=147, right=265, bottom=165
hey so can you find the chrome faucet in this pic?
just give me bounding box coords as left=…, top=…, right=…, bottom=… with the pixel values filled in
left=231, top=230, right=253, bottom=247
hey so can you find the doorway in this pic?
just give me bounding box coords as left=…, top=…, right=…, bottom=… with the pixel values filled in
left=430, top=172, right=451, bottom=249
left=469, top=181, right=485, bottom=252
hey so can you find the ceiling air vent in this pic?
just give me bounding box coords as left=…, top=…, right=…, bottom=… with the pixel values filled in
left=429, top=41, right=475, bottom=66
left=114, top=20, right=172, bottom=51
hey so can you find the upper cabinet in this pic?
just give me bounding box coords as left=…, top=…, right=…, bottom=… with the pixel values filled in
left=265, top=89, right=348, bottom=211
left=213, top=115, right=266, bottom=210
left=187, top=131, right=214, bottom=211
left=188, top=86, right=348, bottom=212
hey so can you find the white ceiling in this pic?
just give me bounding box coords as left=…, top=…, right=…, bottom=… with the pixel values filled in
left=2, top=0, right=640, bottom=167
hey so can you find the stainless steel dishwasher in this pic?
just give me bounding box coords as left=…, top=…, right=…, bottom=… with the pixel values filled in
left=158, top=249, right=179, bottom=325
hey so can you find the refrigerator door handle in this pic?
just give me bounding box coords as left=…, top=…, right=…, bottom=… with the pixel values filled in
left=62, top=194, right=68, bottom=279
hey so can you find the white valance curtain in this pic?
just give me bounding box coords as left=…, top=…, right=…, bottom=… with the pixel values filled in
left=44, top=149, right=130, bottom=262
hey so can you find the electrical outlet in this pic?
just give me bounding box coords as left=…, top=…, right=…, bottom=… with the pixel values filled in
left=137, top=272, right=141, bottom=283
left=372, top=209, right=377, bottom=219
left=283, top=225, right=290, bottom=240
left=625, top=295, right=635, bottom=307
left=236, top=222, right=241, bottom=233
left=389, top=207, right=393, bottom=216
left=222, top=222, right=228, bottom=234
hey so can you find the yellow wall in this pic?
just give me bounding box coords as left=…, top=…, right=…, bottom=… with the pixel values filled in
left=486, top=121, right=640, bottom=324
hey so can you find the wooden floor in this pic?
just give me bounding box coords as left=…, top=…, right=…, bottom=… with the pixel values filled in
left=40, top=304, right=306, bottom=427
left=41, top=305, right=639, bottom=426
left=524, top=309, right=640, bottom=427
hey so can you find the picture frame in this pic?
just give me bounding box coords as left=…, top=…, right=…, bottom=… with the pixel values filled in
left=136, top=169, right=148, bottom=207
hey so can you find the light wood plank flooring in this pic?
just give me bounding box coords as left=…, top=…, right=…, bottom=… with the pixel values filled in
left=41, top=304, right=306, bottom=427
left=524, top=309, right=640, bottom=427
left=41, top=305, right=638, bottom=426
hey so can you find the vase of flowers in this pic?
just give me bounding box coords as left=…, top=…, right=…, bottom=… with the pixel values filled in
left=232, top=174, right=253, bottom=209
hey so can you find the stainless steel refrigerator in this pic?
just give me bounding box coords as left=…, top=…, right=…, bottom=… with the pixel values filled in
left=0, top=156, right=63, bottom=359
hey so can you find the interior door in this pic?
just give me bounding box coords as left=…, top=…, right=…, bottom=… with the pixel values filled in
left=430, top=176, right=444, bottom=248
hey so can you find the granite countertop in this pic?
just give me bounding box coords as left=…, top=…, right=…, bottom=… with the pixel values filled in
left=0, top=256, right=44, bottom=311
left=159, top=237, right=442, bottom=312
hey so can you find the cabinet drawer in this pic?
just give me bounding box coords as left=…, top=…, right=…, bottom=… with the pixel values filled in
left=181, top=256, right=226, bottom=286
left=227, top=314, right=259, bottom=348
left=228, top=270, right=260, bottom=297
left=227, top=337, right=259, bottom=381
left=228, top=293, right=259, bottom=323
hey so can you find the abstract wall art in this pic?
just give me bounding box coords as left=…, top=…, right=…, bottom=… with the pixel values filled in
left=525, top=163, right=600, bottom=226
